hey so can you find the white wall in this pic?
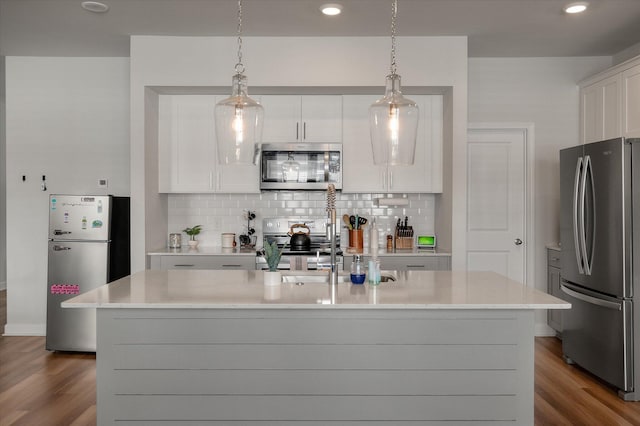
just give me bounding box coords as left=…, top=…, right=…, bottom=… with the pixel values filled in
left=4, top=57, right=130, bottom=335
left=468, top=57, right=611, bottom=333
left=130, top=36, right=469, bottom=272
left=0, top=56, right=6, bottom=291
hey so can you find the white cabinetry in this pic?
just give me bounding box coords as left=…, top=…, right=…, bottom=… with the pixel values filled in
left=158, top=95, right=260, bottom=193
left=261, top=95, right=342, bottom=143
left=342, top=95, right=443, bottom=193
left=149, top=255, right=256, bottom=270
left=623, top=63, right=640, bottom=138
left=580, top=57, right=640, bottom=144
left=581, top=75, right=621, bottom=144
left=377, top=255, right=451, bottom=271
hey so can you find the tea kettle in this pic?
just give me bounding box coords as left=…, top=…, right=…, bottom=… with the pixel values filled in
left=288, top=224, right=311, bottom=251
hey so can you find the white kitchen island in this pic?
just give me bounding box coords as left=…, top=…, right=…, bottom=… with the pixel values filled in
left=63, top=269, right=569, bottom=425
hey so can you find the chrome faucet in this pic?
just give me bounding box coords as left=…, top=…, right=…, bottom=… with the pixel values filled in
left=326, top=184, right=338, bottom=286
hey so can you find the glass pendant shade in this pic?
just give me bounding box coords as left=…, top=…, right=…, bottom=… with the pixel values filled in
left=369, top=74, right=419, bottom=166
left=215, top=74, right=263, bottom=165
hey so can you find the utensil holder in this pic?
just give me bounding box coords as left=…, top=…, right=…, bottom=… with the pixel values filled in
left=348, top=229, right=364, bottom=253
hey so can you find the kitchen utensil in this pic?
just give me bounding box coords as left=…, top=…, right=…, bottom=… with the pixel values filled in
left=350, top=215, right=356, bottom=229
left=288, top=224, right=311, bottom=251
left=343, top=214, right=352, bottom=229
left=358, top=217, right=368, bottom=227
left=239, top=234, right=251, bottom=246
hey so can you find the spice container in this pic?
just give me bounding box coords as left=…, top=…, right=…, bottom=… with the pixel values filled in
left=386, top=234, right=393, bottom=251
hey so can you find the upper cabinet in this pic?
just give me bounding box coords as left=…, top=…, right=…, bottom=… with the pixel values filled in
left=158, top=95, right=260, bottom=193
left=580, top=57, right=640, bottom=144
left=623, top=64, right=640, bottom=138
left=342, top=94, right=443, bottom=193
left=581, top=75, right=621, bottom=144
left=261, top=95, right=342, bottom=143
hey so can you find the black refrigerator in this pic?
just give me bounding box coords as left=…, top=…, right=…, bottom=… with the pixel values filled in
left=559, top=137, right=640, bottom=400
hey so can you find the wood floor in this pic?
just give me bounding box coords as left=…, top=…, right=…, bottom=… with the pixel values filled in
left=2, top=289, right=640, bottom=425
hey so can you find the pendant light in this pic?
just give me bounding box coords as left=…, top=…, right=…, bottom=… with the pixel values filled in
left=215, top=0, right=263, bottom=165
left=369, top=0, right=419, bottom=166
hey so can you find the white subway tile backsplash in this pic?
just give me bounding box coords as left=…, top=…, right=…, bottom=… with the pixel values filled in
left=166, top=192, right=436, bottom=247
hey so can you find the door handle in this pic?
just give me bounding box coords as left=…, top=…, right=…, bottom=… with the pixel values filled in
left=573, top=157, right=585, bottom=274
left=561, top=283, right=621, bottom=310
left=53, top=245, right=71, bottom=251
left=514, top=238, right=523, bottom=246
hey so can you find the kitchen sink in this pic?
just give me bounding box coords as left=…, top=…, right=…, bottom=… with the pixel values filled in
left=280, top=272, right=396, bottom=284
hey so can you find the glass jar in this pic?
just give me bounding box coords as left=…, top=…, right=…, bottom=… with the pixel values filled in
left=368, top=258, right=381, bottom=285
left=350, top=255, right=366, bottom=284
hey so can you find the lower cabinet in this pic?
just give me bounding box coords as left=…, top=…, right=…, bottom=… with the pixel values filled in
left=345, top=255, right=451, bottom=272
left=547, top=248, right=563, bottom=333
left=150, top=255, right=256, bottom=271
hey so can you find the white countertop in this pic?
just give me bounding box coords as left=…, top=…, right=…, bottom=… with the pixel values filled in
left=147, top=247, right=451, bottom=257
left=63, top=269, right=569, bottom=310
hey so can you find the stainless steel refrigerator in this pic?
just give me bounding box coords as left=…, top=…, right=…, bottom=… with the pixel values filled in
left=46, top=195, right=130, bottom=352
left=560, top=137, right=640, bottom=400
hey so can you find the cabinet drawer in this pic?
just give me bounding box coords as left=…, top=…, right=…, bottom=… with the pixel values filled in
left=346, top=255, right=451, bottom=271
left=547, top=249, right=561, bottom=269
left=159, top=256, right=255, bottom=270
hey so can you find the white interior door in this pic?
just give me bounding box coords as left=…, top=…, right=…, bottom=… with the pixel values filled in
left=467, top=127, right=527, bottom=284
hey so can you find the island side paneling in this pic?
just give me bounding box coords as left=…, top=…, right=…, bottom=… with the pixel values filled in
left=97, top=308, right=534, bottom=424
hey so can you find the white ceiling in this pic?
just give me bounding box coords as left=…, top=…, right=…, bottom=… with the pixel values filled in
left=2, top=0, right=640, bottom=58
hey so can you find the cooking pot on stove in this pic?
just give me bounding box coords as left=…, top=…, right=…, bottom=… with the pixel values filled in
left=288, top=224, right=311, bottom=251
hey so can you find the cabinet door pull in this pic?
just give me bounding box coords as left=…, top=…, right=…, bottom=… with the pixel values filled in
left=303, top=122, right=307, bottom=140
left=222, top=264, right=242, bottom=268
left=406, top=265, right=425, bottom=268
left=173, top=264, right=195, bottom=267
left=296, top=122, right=299, bottom=140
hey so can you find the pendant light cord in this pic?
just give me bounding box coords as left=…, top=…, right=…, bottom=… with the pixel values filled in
left=390, top=0, right=397, bottom=77
left=235, top=0, right=245, bottom=75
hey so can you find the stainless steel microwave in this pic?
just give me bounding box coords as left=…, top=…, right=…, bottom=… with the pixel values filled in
left=260, top=143, right=342, bottom=190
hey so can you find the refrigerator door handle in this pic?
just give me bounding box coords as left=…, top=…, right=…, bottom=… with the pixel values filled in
left=573, top=156, right=585, bottom=274
left=52, top=245, right=72, bottom=251
left=578, top=155, right=590, bottom=275
left=561, top=283, right=621, bottom=311
left=583, top=155, right=595, bottom=275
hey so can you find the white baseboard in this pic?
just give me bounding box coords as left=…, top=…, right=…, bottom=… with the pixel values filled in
left=535, top=323, right=558, bottom=337
left=3, top=323, right=46, bottom=336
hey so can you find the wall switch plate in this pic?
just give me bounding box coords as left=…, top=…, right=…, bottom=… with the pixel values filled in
left=98, top=178, right=109, bottom=188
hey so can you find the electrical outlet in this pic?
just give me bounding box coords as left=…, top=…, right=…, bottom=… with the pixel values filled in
left=98, top=178, right=108, bottom=188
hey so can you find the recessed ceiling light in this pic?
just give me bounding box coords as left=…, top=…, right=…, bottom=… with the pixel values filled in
left=320, top=3, right=342, bottom=16
left=564, top=2, right=588, bottom=14
left=81, top=1, right=109, bottom=13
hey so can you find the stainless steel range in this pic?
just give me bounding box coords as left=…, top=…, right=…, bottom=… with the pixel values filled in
left=256, top=217, right=343, bottom=271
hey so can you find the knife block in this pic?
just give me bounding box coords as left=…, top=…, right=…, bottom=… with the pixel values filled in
left=394, top=236, right=414, bottom=250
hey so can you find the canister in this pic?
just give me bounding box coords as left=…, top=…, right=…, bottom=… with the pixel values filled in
left=169, top=233, right=182, bottom=248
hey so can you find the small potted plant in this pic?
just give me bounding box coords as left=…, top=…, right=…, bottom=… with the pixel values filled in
left=183, top=225, right=202, bottom=249
left=262, top=240, right=285, bottom=286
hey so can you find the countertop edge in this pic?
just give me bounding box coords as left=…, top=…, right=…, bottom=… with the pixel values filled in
left=62, top=302, right=571, bottom=310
